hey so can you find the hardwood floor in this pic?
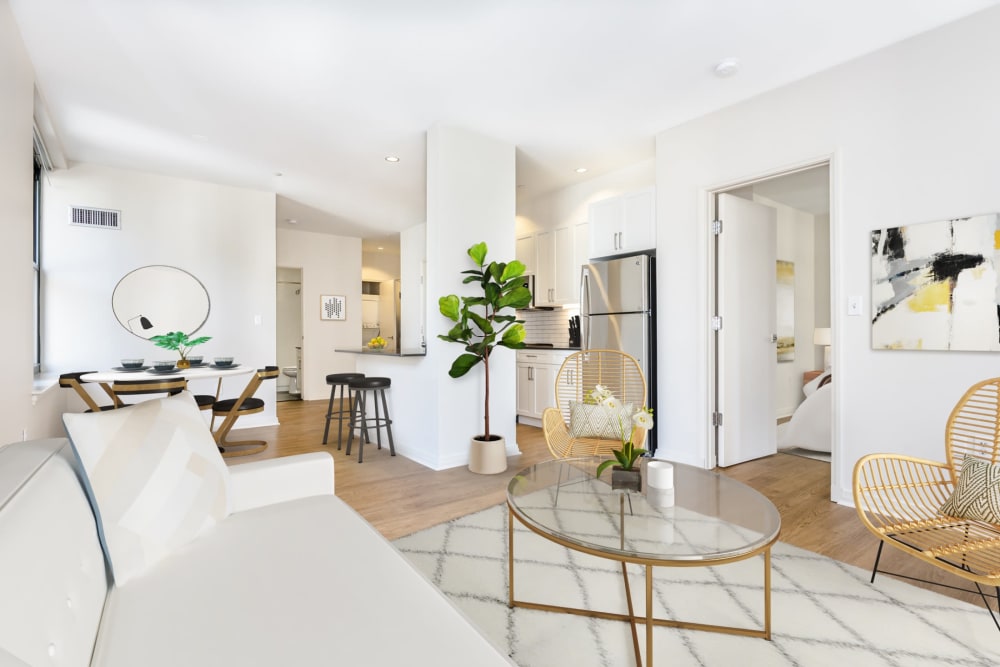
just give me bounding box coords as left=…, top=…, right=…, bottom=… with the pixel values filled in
left=228, top=398, right=987, bottom=609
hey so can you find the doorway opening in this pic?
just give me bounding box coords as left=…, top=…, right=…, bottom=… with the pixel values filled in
left=710, top=163, right=832, bottom=476
left=277, top=267, right=303, bottom=402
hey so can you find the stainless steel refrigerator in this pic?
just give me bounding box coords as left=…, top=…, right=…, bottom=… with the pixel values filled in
left=580, top=254, right=657, bottom=450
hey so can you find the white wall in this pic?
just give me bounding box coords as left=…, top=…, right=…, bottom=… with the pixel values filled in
left=277, top=228, right=361, bottom=400
left=427, top=125, right=517, bottom=467
left=655, top=7, right=1000, bottom=504
left=0, top=1, right=58, bottom=442
left=516, top=158, right=655, bottom=236
left=361, top=250, right=400, bottom=282
left=814, top=212, right=831, bottom=332
left=42, top=163, right=279, bottom=427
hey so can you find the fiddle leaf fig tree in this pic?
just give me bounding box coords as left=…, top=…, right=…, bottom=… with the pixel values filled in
left=439, top=241, right=531, bottom=441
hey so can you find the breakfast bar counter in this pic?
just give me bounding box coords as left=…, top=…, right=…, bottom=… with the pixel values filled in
left=335, top=347, right=427, bottom=357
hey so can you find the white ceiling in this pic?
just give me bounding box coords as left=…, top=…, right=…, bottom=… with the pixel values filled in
left=11, top=0, right=998, bottom=242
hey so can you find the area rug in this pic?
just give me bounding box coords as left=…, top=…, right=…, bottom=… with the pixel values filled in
left=393, top=504, right=1000, bottom=666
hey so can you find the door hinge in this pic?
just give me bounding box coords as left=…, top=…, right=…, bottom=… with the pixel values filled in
left=711, top=315, right=723, bottom=331
left=711, top=219, right=723, bottom=235
left=712, top=412, right=723, bottom=427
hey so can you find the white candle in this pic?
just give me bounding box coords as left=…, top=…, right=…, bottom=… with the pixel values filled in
left=647, top=487, right=675, bottom=509
left=646, top=460, right=674, bottom=489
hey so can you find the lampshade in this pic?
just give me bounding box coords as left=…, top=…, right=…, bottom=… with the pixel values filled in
left=813, top=327, right=831, bottom=346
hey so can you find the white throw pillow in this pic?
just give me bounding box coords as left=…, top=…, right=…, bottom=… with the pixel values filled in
left=569, top=401, right=633, bottom=440
left=63, top=391, right=231, bottom=585
left=940, top=455, right=1000, bottom=524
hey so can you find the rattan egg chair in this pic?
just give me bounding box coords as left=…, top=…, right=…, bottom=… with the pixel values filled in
left=541, top=349, right=647, bottom=458
left=853, top=376, right=1000, bottom=630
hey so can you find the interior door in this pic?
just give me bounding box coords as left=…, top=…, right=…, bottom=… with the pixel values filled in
left=716, top=194, right=778, bottom=467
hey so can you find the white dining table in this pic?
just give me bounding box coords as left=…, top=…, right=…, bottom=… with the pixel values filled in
left=80, top=365, right=259, bottom=449
left=81, top=364, right=252, bottom=385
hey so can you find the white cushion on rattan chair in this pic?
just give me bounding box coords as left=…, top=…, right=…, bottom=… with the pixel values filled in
left=940, top=455, right=1000, bottom=523
left=568, top=401, right=633, bottom=440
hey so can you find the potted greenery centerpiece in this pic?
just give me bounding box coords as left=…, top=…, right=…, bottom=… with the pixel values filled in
left=149, top=330, right=212, bottom=369
left=592, top=384, right=655, bottom=492
left=439, top=241, right=531, bottom=474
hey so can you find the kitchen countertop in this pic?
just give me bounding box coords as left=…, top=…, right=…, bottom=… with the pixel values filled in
left=520, top=344, right=581, bottom=351
left=335, top=347, right=427, bottom=357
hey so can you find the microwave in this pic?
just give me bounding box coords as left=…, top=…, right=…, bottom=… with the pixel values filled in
left=521, top=274, right=535, bottom=309
left=519, top=274, right=553, bottom=310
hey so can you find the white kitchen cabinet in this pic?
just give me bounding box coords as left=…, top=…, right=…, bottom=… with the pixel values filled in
left=516, top=234, right=536, bottom=275
left=574, top=221, right=589, bottom=281
left=516, top=349, right=572, bottom=424
left=554, top=226, right=575, bottom=302
left=588, top=186, right=656, bottom=259
left=534, top=225, right=583, bottom=307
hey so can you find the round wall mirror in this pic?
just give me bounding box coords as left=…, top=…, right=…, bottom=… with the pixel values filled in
left=112, top=265, right=211, bottom=339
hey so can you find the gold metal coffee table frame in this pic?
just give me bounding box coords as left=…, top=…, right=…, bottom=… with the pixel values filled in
left=507, top=459, right=779, bottom=667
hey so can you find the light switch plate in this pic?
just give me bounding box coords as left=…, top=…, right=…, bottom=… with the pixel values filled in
left=847, top=295, right=863, bottom=316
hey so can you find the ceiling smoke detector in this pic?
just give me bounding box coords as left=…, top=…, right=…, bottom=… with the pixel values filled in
left=714, top=58, right=740, bottom=78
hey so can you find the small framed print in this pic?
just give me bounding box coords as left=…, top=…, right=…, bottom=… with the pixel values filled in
left=320, top=295, right=346, bottom=321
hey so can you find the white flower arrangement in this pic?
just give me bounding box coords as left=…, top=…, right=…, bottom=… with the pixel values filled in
left=590, top=384, right=654, bottom=477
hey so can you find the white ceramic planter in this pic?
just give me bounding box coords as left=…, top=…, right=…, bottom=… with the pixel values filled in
left=468, top=436, right=507, bottom=475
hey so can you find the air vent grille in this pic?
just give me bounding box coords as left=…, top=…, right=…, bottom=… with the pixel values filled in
left=69, top=206, right=121, bottom=230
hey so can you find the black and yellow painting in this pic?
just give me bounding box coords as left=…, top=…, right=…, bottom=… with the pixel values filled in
left=872, top=214, right=1000, bottom=350
left=776, top=260, right=795, bottom=361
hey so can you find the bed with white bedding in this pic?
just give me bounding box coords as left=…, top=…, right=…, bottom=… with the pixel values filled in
left=777, top=371, right=831, bottom=454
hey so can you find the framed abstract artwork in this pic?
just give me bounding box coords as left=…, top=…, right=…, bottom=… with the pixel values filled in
left=871, top=214, right=1000, bottom=351
left=320, top=295, right=346, bottom=321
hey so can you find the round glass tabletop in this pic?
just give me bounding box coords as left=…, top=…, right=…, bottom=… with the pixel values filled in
left=507, top=457, right=781, bottom=563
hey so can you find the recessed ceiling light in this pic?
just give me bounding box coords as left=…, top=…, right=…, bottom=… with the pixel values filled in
left=575, top=167, right=588, bottom=174
left=377, top=246, right=384, bottom=251
left=714, top=58, right=740, bottom=78
left=274, top=171, right=283, bottom=177
left=285, top=218, right=298, bottom=224
left=385, top=156, right=400, bottom=163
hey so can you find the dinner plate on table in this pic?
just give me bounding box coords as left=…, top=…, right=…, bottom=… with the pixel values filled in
left=149, top=368, right=182, bottom=375
left=111, top=366, right=150, bottom=372
left=209, top=363, right=240, bottom=370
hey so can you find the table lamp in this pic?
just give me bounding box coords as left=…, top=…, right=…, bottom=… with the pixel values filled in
left=813, top=327, right=831, bottom=369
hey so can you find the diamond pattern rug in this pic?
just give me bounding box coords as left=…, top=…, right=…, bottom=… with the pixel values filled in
left=393, top=504, right=1000, bottom=666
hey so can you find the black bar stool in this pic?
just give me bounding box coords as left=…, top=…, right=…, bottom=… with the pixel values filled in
left=346, top=377, right=395, bottom=463
left=323, top=372, right=365, bottom=449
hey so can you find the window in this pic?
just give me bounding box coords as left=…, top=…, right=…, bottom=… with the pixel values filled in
left=32, top=154, right=41, bottom=374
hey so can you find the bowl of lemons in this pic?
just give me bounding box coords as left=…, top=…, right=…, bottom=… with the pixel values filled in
left=367, top=336, right=387, bottom=350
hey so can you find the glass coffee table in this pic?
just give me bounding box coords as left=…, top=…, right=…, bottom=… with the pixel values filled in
left=507, top=457, right=781, bottom=667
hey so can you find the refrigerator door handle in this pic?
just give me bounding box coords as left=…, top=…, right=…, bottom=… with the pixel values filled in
left=580, top=269, right=591, bottom=351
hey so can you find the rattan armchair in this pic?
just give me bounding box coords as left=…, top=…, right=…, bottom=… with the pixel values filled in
left=541, top=349, right=647, bottom=458
left=853, top=377, right=1000, bottom=629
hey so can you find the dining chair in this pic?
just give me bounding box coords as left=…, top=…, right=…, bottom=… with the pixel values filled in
left=110, top=377, right=188, bottom=405
left=542, top=349, right=647, bottom=458
left=211, top=366, right=279, bottom=458
left=59, top=371, right=117, bottom=412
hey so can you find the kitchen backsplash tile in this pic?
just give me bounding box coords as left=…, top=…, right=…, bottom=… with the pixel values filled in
left=518, top=307, right=580, bottom=346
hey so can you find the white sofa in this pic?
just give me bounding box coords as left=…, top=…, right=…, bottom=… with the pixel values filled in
left=0, top=437, right=513, bottom=666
